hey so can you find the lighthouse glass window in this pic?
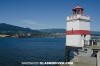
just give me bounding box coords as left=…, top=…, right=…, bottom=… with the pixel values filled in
left=77, top=10, right=80, bottom=14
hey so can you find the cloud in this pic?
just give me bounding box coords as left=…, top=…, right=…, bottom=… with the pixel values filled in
left=21, top=19, right=36, bottom=25
left=20, top=19, right=56, bottom=29
left=20, top=19, right=45, bottom=29
left=21, top=19, right=44, bottom=27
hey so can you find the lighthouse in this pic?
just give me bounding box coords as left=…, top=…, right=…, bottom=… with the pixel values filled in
left=66, top=5, right=91, bottom=61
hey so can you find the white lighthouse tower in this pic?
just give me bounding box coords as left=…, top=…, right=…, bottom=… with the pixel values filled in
left=66, top=5, right=90, bottom=47
left=65, top=5, right=91, bottom=61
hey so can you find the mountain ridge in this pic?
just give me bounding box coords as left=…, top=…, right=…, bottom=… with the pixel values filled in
left=0, top=23, right=41, bottom=34
left=0, top=23, right=100, bottom=35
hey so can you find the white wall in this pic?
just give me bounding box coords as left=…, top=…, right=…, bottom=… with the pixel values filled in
left=66, top=35, right=82, bottom=47
left=66, top=35, right=90, bottom=47
left=67, top=20, right=90, bottom=31
left=66, top=15, right=91, bottom=47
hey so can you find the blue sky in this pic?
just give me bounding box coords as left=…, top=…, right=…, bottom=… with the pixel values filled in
left=0, top=0, right=100, bottom=31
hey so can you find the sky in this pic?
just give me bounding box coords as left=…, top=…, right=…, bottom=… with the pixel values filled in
left=0, top=0, right=100, bottom=31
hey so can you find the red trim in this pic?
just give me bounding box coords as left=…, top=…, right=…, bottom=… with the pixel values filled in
left=66, top=30, right=90, bottom=35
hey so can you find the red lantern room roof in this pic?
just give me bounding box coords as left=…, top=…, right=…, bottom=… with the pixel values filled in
left=72, top=5, right=84, bottom=15
left=75, top=5, right=81, bottom=8
left=73, top=5, right=83, bottom=9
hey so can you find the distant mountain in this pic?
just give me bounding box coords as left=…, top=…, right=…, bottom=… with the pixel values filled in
left=40, top=28, right=100, bottom=35
left=0, top=23, right=100, bottom=36
left=39, top=29, right=66, bottom=33
left=91, top=31, right=100, bottom=35
left=0, top=23, right=41, bottom=34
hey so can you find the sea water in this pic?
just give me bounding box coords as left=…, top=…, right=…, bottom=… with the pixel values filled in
left=0, top=38, right=65, bottom=66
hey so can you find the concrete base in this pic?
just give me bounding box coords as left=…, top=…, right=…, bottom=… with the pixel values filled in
left=70, top=56, right=96, bottom=66
left=97, top=51, right=100, bottom=66
left=65, top=46, right=82, bottom=62
left=59, top=56, right=96, bottom=66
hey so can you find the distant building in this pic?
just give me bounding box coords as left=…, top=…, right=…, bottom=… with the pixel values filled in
left=0, top=35, right=10, bottom=37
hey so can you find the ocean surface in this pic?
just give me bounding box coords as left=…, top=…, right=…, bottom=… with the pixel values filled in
left=0, top=38, right=65, bottom=66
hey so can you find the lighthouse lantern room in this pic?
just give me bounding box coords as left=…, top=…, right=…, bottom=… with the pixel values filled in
left=66, top=5, right=91, bottom=47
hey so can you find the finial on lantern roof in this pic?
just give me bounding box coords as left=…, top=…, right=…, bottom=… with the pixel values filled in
left=75, top=4, right=81, bottom=8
